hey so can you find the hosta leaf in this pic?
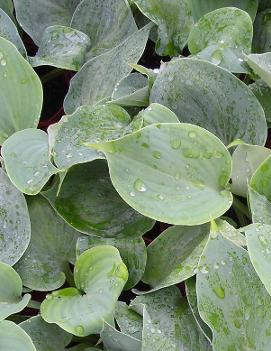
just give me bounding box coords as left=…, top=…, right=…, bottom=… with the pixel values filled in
left=245, top=223, right=271, bottom=296
left=101, top=322, right=141, bottom=351
left=13, top=0, right=81, bottom=45
left=231, top=144, right=271, bottom=197
left=188, top=7, right=252, bottom=73
left=215, top=218, right=246, bottom=246
left=0, top=321, right=36, bottom=351
left=43, top=161, right=154, bottom=238
left=253, top=9, right=271, bottom=53
left=131, top=287, right=211, bottom=350
left=64, top=24, right=151, bottom=114
left=20, top=316, right=72, bottom=351
left=0, top=38, right=43, bottom=144
left=95, top=123, right=232, bottom=225
left=134, top=0, right=193, bottom=56
left=30, top=25, right=91, bottom=71
left=0, top=168, right=31, bottom=265
left=141, top=103, right=179, bottom=126
left=249, top=155, right=271, bottom=224
left=0, top=0, right=14, bottom=20
left=41, top=245, right=128, bottom=336
left=150, top=58, right=267, bottom=146
left=246, top=52, right=271, bottom=87
left=77, top=235, right=147, bottom=290
left=185, top=277, right=212, bottom=342
left=71, top=0, right=137, bottom=60
left=115, top=301, right=143, bottom=340
left=2, top=129, right=58, bottom=195
left=0, top=9, right=26, bottom=57
left=189, top=0, right=259, bottom=21
left=15, top=196, right=81, bottom=291
left=140, top=224, right=209, bottom=293
left=0, top=262, right=30, bottom=320
left=50, top=104, right=131, bottom=169
left=250, top=80, right=271, bottom=124
left=111, top=73, right=149, bottom=107
left=197, top=232, right=271, bottom=350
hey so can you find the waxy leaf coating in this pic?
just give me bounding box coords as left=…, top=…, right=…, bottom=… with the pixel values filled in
left=0, top=321, right=36, bottom=351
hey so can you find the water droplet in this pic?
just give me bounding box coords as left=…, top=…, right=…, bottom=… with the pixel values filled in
left=200, top=264, right=209, bottom=274
left=182, top=148, right=200, bottom=159
left=134, top=179, right=147, bottom=192
left=170, top=138, right=181, bottom=150
left=153, top=68, right=160, bottom=74
left=221, top=260, right=226, bottom=266
left=259, top=235, right=268, bottom=247
left=157, top=194, right=164, bottom=200
left=46, top=294, right=53, bottom=300
left=150, top=328, right=155, bottom=333
left=27, top=179, right=33, bottom=185
left=175, top=173, right=181, bottom=180
left=130, top=191, right=136, bottom=197
left=157, top=329, right=162, bottom=334
left=234, top=320, right=241, bottom=329
left=213, top=286, right=225, bottom=299
left=152, top=151, right=161, bottom=159
left=66, top=153, right=72, bottom=159
left=214, top=263, right=220, bottom=270
left=75, top=325, right=85, bottom=336
left=0, top=59, right=6, bottom=66
left=188, top=131, right=196, bottom=138
left=33, top=171, right=40, bottom=177
left=211, top=50, right=223, bottom=65
left=98, top=288, right=103, bottom=294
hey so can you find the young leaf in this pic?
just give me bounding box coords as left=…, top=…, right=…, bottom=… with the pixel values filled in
left=197, top=233, right=271, bottom=350
left=134, top=0, right=193, bottom=56
left=115, top=301, right=143, bottom=340
left=150, top=58, right=267, bottom=146
left=246, top=52, right=271, bottom=88
left=141, top=103, right=180, bottom=126
left=30, top=25, right=91, bottom=71
left=41, top=245, right=128, bottom=336
left=253, top=9, right=271, bottom=53
left=0, top=262, right=31, bottom=320
left=101, top=322, right=141, bottom=351
left=77, top=235, right=147, bottom=290
left=64, top=24, right=151, bottom=113
left=189, top=0, right=259, bottom=21
left=0, top=321, right=36, bottom=351
left=0, top=38, right=43, bottom=144
left=50, top=104, right=131, bottom=169
left=188, top=7, right=252, bottom=73
left=131, top=287, right=211, bottom=350
left=245, top=223, right=271, bottom=296
left=0, top=168, right=31, bottom=266
left=2, top=129, right=58, bottom=195
left=14, top=196, right=82, bottom=291
left=140, top=224, right=209, bottom=293
left=13, top=0, right=81, bottom=45
left=20, top=316, right=72, bottom=351
left=94, top=123, right=233, bottom=225
left=231, top=144, right=271, bottom=197
left=42, top=161, right=154, bottom=238
left=0, top=9, right=27, bottom=57
left=71, top=0, right=137, bottom=59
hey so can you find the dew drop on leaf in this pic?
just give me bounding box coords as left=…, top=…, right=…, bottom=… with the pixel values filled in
left=75, top=325, right=85, bottom=335
left=134, top=179, right=147, bottom=192
left=213, top=286, right=225, bottom=299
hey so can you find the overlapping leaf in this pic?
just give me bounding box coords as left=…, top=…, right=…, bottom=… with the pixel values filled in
left=253, top=9, right=271, bottom=53
left=0, top=321, right=36, bottom=351
left=246, top=52, right=271, bottom=87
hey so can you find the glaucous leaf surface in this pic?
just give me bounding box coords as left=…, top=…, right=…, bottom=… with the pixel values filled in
left=250, top=80, right=271, bottom=124
left=20, top=316, right=72, bottom=351
left=131, top=287, right=211, bottom=350
left=150, top=58, right=267, bottom=146
left=13, top=0, right=81, bottom=45
left=111, top=73, right=149, bottom=107
left=0, top=320, right=36, bottom=351
left=141, top=103, right=180, bottom=126
left=188, top=7, right=252, bottom=73
left=140, top=224, right=209, bottom=292
left=77, top=235, right=147, bottom=290
left=0, top=262, right=30, bottom=320
left=64, top=24, right=151, bottom=113
left=30, top=25, right=91, bottom=71
left=41, top=246, right=128, bottom=336
left=95, top=123, right=233, bottom=225
left=231, top=144, right=271, bottom=197
left=134, top=0, right=193, bottom=56
left=15, top=196, right=81, bottom=291
left=215, top=218, right=246, bottom=247
left=0, top=9, right=26, bottom=58
left=50, top=104, right=131, bottom=169
left=0, top=38, right=43, bottom=144
left=197, top=233, right=271, bottom=350
left=2, top=129, right=58, bottom=195
left=0, top=168, right=31, bottom=265
left=189, top=0, right=259, bottom=21
left=115, top=302, right=143, bottom=340
left=246, top=52, right=271, bottom=87
left=71, top=0, right=137, bottom=60
left=245, top=223, right=271, bottom=296
left=43, top=161, right=154, bottom=238
left=253, top=9, right=271, bottom=53
left=0, top=0, right=14, bottom=20
left=185, top=278, right=212, bottom=342
left=101, top=322, right=141, bottom=351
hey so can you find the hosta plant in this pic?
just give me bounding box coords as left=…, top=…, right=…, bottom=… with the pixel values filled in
left=2, top=0, right=271, bottom=350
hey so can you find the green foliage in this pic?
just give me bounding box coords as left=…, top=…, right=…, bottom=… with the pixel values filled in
left=1, top=1, right=271, bottom=349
